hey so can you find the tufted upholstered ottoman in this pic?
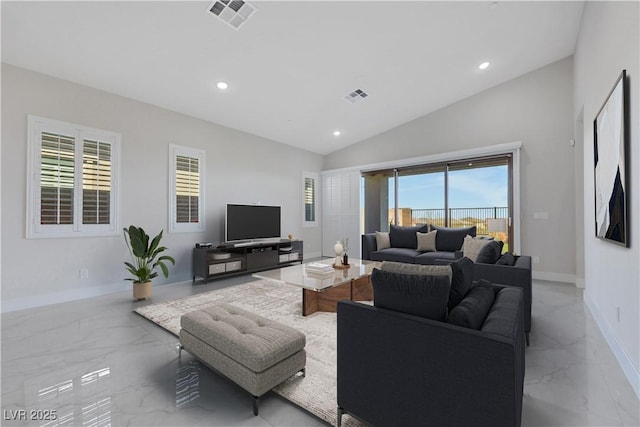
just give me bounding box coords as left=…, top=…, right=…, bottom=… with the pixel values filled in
left=179, top=303, right=306, bottom=415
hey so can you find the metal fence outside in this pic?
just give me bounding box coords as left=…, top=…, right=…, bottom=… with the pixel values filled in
left=392, top=206, right=509, bottom=234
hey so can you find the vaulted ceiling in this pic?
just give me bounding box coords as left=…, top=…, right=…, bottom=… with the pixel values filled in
left=2, top=1, right=584, bottom=155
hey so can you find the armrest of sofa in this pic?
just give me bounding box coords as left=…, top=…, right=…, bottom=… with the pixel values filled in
left=361, top=233, right=377, bottom=260
left=337, top=300, right=524, bottom=427
left=473, top=256, right=532, bottom=334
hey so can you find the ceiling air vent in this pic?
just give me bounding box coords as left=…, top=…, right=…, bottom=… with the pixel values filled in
left=208, top=0, right=256, bottom=30
left=344, top=89, right=369, bottom=104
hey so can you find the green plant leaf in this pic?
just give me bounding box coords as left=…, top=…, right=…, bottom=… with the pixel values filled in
left=158, top=261, right=169, bottom=278
left=158, top=255, right=176, bottom=264
left=148, top=231, right=163, bottom=256
left=123, top=225, right=173, bottom=283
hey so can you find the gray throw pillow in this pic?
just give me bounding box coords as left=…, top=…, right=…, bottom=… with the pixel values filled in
left=448, top=280, right=495, bottom=330
left=461, top=235, right=491, bottom=262
left=447, top=257, right=474, bottom=312
left=416, top=230, right=437, bottom=252
left=375, top=231, right=391, bottom=250
left=381, top=261, right=452, bottom=286
left=371, top=268, right=451, bottom=321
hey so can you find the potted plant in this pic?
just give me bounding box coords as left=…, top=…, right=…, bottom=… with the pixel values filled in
left=123, top=225, right=175, bottom=300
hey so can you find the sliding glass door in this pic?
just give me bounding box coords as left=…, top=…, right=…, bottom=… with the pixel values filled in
left=447, top=157, right=512, bottom=251
left=362, top=155, right=513, bottom=250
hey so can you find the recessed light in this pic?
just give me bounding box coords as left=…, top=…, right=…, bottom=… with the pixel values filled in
left=216, top=81, right=229, bottom=90
left=333, top=130, right=341, bottom=137
left=478, top=62, right=490, bottom=70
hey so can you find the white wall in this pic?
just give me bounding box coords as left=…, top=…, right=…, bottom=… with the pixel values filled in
left=1, top=64, right=323, bottom=312
left=574, top=1, right=639, bottom=397
left=324, top=57, right=576, bottom=282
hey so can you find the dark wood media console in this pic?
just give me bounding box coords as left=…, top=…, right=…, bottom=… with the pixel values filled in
left=192, top=240, right=303, bottom=283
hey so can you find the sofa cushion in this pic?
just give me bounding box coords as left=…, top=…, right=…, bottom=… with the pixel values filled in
left=381, top=261, right=452, bottom=285
left=495, top=252, right=516, bottom=266
left=461, top=235, right=491, bottom=261
left=431, top=225, right=477, bottom=252
left=375, top=231, right=391, bottom=250
left=415, top=251, right=457, bottom=265
left=448, top=257, right=474, bottom=311
left=476, top=240, right=504, bottom=264
left=481, top=287, right=522, bottom=339
left=416, top=230, right=437, bottom=252
left=448, top=280, right=495, bottom=330
left=389, top=224, right=429, bottom=249
left=371, top=268, right=450, bottom=321
left=371, top=247, right=419, bottom=263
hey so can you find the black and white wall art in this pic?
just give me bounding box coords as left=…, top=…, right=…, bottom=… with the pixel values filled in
left=593, top=70, right=629, bottom=247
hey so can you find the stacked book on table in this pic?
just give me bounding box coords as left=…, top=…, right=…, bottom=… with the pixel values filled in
left=305, top=262, right=335, bottom=278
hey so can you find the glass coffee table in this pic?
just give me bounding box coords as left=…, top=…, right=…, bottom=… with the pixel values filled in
left=253, top=258, right=380, bottom=316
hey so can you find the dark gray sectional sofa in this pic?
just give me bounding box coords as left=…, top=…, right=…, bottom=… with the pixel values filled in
left=337, top=262, right=526, bottom=427
left=362, top=224, right=533, bottom=345
left=361, top=224, right=476, bottom=264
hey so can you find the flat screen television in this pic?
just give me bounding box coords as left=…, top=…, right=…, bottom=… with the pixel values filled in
left=225, top=204, right=281, bottom=242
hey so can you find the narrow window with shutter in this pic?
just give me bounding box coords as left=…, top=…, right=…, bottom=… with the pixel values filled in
left=83, top=139, right=112, bottom=225
left=304, top=177, right=316, bottom=222
left=27, top=116, right=120, bottom=238
left=40, top=131, right=75, bottom=225
left=176, top=155, right=199, bottom=223
left=303, top=172, right=319, bottom=227
left=169, top=145, right=205, bottom=232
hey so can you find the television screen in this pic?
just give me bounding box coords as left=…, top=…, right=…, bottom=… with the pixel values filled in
left=226, top=204, right=281, bottom=242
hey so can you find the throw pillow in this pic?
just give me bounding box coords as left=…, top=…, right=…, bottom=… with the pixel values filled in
left=375, top=231, right=391, bottom=250
left=461, top=235, right=491, bottom=262
left=496, top=252, right=516, bottom=266
left=381, top=261, right=452, bottom=285
left=430, top=225, right=477, bottom=252
left=389, top=224, right=429, bottom=249
left=447, top=257, right=474, bottom=312
left=448, top=279, right=495, bottom=330
left=371, top=268, right=451, bottom=321
left=416, top=230, right=437, bottom=252
left=475, top=240, right=504, bottom=264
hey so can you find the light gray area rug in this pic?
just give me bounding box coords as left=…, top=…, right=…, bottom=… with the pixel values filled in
left=134, top=279, right=364, bottom=426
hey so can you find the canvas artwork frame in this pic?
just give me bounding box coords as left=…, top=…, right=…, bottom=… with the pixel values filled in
left=593, top=69, right=629, bottom=247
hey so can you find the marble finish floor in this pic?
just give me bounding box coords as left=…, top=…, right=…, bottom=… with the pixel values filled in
left=2, top=276, right=639, bottom=426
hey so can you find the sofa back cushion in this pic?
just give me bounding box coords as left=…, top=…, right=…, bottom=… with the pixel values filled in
left=475, top=240, right=504, bottom=264
left=448, top=280, right=495, bottom=329
left=448, top=257, right=474, bottom=311
left=371, top=268, right=450, bottom=321
left=461, top=235, right=491, bottom=261
left=389, top=224, right=429, bottom=249
left=381, top=261, right=452, bottom=284
left=431, top=225, right=477, bottom=252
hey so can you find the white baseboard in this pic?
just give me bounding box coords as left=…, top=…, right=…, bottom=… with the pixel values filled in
left=533, top=270, right=576, bottom=284
left=575, top=277, right=585, bottom=289
left=1, top=281, right=131, bottom=313
left=584, top=291, right=640, bottom=399
left=304, top=251, right=322, bottom=260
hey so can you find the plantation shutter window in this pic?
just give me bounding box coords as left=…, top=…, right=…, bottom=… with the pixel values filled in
left=40, top=132, right=75, bottom=225
left=305, top=177, right=316, bottom=222
left=83, top=139, right=112, bottom=225
left=176, top=155, right=200, bottom=224
left=27, top=116, right=121, bottom=238
left=169, top=145, right=205, bottom=233
left=302, top=172, right=319, bottom=228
